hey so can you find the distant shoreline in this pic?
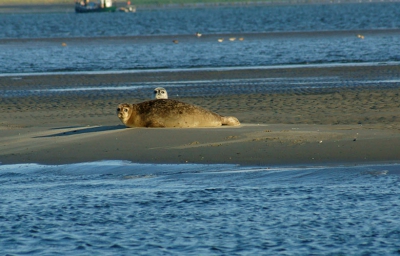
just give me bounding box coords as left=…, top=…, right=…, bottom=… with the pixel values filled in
left=1, top=0, right=398, bottom=5
left=1, top=0, right=399, bottom=14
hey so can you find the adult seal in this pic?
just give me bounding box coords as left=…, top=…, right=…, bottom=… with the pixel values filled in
left=117, top=99, right=240, bottom=128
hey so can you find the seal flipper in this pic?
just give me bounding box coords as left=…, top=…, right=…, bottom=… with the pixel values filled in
left=221, top=116, right=240, bottom=126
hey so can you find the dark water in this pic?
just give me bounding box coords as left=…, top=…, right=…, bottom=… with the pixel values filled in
left=1, top=3, right=400, bottom=73
left=1, top=162, right=400, bottom=255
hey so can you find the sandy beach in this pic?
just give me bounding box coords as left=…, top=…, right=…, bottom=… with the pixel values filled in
left=1, top=65, right=399, bottom=166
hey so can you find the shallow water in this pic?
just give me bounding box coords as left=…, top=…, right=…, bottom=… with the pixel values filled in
left=3, top=65, right=400, bottom=99
left=1, top=161, right=400, bottom=255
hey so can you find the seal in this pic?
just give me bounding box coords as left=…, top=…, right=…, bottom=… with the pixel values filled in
left=117, top=99, right=240, bottom=128
left=153, top=87, right=168, bottom=99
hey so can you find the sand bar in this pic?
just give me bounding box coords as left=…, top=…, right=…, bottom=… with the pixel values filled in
left=0, top=65, right=399, bottom=166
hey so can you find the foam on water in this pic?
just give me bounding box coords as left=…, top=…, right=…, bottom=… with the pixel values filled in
left=1, top=61, right=399, bottom=78
left=1, top=160, right=398, bottom=182
left=0, top=160, right=237, bottom=177
left=28, top=76, right=400, bottom=93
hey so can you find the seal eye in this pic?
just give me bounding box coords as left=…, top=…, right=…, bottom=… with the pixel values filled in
left=117, top=108, right=120, bottom=112
left=124, top=108, right=128, bottom=112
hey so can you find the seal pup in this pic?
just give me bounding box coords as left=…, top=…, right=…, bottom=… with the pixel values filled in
left=153, top=87, right=168, bottom=99
left=117, top=99, right=240, bottom=128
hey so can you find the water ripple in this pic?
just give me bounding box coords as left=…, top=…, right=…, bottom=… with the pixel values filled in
left=1, top=3, right=400, bottom=73
left=1, top=162, right=400, bottom=254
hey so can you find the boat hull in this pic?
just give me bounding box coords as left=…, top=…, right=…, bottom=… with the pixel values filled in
left=75, top=4, right=117, bottom=13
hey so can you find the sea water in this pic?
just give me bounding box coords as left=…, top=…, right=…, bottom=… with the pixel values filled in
left=1, top=2, right=400, bottom=255
left=1, top=161, right=400, bottom=255
left=1, top=3, right=400, bottom=73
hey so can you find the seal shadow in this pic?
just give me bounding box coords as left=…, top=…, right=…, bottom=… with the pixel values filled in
left=35, top=125, right=126, bottom=138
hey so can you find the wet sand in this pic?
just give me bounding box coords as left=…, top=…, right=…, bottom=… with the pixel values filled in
left=0, top=65, right=399, bottom=166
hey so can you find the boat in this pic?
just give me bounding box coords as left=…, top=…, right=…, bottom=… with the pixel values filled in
left=118, top=5, right=136, bottom=12
left=118, top=0, right=136, bottom=12
left=75, top=0, right=117, bottom=13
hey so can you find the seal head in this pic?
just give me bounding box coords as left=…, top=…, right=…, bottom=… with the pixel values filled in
left=153, top=87, right=168, bottom=99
